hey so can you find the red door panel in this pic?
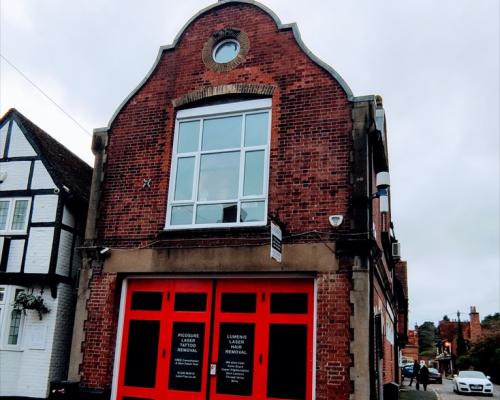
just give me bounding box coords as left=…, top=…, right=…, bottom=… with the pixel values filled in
left=117, top=279, right=313, bottom=400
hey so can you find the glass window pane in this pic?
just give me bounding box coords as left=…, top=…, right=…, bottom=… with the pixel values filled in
left=214, top=40, right=240, bottom=63
left=168, top=322, right=205, bottom=392
left=11, top=200, right=28, bottom=230
left=178, top=121, right=200, bottom=153
left=198, top=152, right=240, bottom=201
left=0, top=201, right=9, bottom=230
left=196, top=203, right=237, bottom=224
left=267, top=324, right=307, bottom=400
left=221, top=293, right=256, bottom=313
left=174, top=157, right=195, bottom=200
left=240, top=201, right=265, bottom=223
left=174, top=293, right=207, bottom=312
left=243, top=151, right=264, bottom=196
left=244, top=112, right=268, bottom=147
left=8, top=309, right=22, bottom=345
left=216, top=323, right=255, bottom=396
left=131, top=292, right=163, bottom=311
left=270, top=293, right=308, bottom=314
left=171, top=206, right=193, bottom=225
left=124, top=320, right=160, bottom=388
left=202, top=116, right=242, bottom=151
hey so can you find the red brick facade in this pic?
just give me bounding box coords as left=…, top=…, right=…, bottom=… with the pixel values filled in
left=96, top=3, right=352, bottom=246
left=77, top=2, right=405, bottom=399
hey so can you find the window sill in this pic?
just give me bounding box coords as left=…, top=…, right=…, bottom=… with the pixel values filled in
left=159, top=223, right=270, bottom=236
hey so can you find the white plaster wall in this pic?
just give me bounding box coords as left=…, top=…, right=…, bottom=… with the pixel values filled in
left=6, top=239, right=25, bottom=273
left=0, top=161, right=30, bottom=191
left=32, top=195, right=59, bottom=223
left=31, top=160, right=56, bottom=190
left=8, top=121, right=37, bottom=157
left=56, top=230, right=73, bottom=277
left=0, top=122, right=9, bottom=158
left=62, top=206, right=75, bottom=228
left=24, top=228, right=54, bottom=274
left=48, top=284, right=75, bottom=385
left=71, top=235, right=83, bottom=278
left=0, top=284, right=67, bottom=398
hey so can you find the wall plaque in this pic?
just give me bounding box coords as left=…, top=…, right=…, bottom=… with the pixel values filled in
left=168, top=322, right=205, bottom=392
left=216, top=322, right=255, bottom=396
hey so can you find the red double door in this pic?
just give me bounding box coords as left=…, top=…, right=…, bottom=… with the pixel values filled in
left=116, top=279, right=314, bottom=400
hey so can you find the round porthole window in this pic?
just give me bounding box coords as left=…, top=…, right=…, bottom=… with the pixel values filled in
left=213, top=39, right=240, bottom=64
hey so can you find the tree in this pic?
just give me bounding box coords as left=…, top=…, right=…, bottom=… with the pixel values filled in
left=467, top=330, right=500, bottom=383
left=442, top=315, right=450, bottom=321
left=482, top=313, right=500, bottom=323
left=418, top=321, right=437, bottom=355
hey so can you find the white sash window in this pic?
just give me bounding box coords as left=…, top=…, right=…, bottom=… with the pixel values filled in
left=166, top=99, right=271, bottom=229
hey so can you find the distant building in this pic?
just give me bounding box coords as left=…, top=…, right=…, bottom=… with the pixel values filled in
left=435, top=306, right=483, bottom=373
left=438, top=306, right=483, bottom=355
left=401, top=326, right=419, bottom=363
left=0, top=109, right=91, bottom=398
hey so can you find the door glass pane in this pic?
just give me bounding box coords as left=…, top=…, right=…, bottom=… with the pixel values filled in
left=174, top=293, right=207, bottom=312
left=169, top=322, right=205, bottom=392
left=244, top=112, right=268, bottom=147
left=221, top=293, right=256, bottom=313
left=243, top=151, right=264, bottom=196
left=198, top=152, right=240, bottom=201
left=196, top=203, right=237, bottom=224
left=202, top=116, right=242, bottom=151
left=240, top=201, right=265, bottom=222
left=131, top=292, right=162, bottom=311
left=270, top=293, right=308, bottom=314
left=267, top=324, right=307, bottom=399
left=11, top=200, right=28, bottom=230
left=0, top=201, right=9, bottom=230
left=174, top=157, right=195, bottom=200
left=216, top=323, right=255, bottom=396
left=124, top=320, right=160, bottom=388
left=171, top=205, right=193, bottom=225
left=178, top=121, right=200, bottom=153
left=8, top=309, right=22, bottom=345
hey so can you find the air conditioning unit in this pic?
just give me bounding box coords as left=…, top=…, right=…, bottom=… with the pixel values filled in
left=392, top=242, right=401, bottom=258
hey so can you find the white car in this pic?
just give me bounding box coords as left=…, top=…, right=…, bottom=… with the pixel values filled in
left=453, top=370, right=494, bottom=396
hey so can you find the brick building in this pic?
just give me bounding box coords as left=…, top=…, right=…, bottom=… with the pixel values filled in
left=70, top=1, right=408, bottom=399
left=0, top=109, right=90, bottom=398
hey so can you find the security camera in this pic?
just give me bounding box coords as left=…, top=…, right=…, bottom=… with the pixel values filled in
left=328, top=215, right=343, bottom=228
left=99, top=247, right=111, bottom=255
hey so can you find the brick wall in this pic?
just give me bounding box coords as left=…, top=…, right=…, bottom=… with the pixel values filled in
left=83, top=1, right=357, bottom=397
left=80, top=269, right=118, bottom=390
left=316, top=269, right=353, bottom=400
left=96, top=2, right=353, bottom=247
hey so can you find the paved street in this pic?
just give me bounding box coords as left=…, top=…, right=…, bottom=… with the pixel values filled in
left=432, top=378, right=499, bottom=399
left=400, top=378, right=499, bottom=399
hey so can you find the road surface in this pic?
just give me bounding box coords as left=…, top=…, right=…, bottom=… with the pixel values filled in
left=433, top=377, right=499, bottom=399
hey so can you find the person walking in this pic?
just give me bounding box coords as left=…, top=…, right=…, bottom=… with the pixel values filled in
left=418, top=364, right=430, bottom=391
left=409, top=360, right=420, bottom=387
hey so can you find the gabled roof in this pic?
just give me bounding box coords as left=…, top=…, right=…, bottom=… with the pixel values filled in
left=0, top=108, right=92, bottom=202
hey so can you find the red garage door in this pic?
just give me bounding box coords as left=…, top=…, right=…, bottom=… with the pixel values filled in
left=116, top=279, right=313, bottom=400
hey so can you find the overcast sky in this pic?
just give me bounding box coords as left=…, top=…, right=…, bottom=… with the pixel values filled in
left=1, top=0, right=498, bottom=327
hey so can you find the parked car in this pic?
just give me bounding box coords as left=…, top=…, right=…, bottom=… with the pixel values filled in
left=453, top=370, right=493, bottom=396
left=428, top=368, right=443, bottom=384
left=402, top=365, right=414, bottom=378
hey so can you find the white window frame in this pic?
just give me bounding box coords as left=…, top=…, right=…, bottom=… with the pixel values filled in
left=0, top=197, right=31, bottom=234
left=165, top=99, right=272, bottom=230
left=0, top=286, right=25, bottom=351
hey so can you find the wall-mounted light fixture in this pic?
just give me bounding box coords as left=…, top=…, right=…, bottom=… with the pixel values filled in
left=372, top=171, right=390, bottom=213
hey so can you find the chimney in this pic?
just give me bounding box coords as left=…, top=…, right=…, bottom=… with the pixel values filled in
left=469, top=306, right=481, bottom=342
